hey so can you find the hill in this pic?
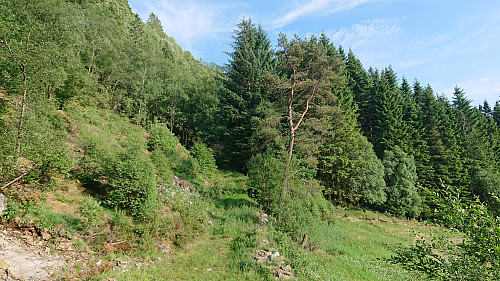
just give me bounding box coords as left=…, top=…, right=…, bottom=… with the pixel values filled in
left=0, top=1, right=499, bottom=280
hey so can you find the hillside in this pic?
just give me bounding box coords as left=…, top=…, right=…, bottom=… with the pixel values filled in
left=0, top=1, right=499, bottom=280
left=0, top=105, right=434, bottom=280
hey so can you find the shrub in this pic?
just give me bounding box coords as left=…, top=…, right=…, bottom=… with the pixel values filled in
left=79, top=196, right=107, bottom=233
left=247, top=151, right=284, bottom=212
left=148, top=123, right=178, bottom=153
left=191, top=142, right=217, bottom=176
left=105, top=151, right=158, bottom=219
left=391, top=193, right=500, bottom=280
left=383, top=146, right=421, bottom=217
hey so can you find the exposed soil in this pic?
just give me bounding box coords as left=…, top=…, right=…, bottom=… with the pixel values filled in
left=0, top=223, right=86, bottom=281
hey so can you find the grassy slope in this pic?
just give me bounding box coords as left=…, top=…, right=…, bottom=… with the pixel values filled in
left=96, top=171, right=430, bottom=281
left=15, top=106, right=435, bottom=280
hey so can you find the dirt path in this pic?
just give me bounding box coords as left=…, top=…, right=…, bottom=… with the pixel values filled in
left=0, top=226, right=70, bottom=281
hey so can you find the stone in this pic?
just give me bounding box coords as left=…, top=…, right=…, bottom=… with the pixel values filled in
left=0, top=258, right=9, bottom=271
left=56, top=242, right=73, bottom=251
left=40, top=228, right=51, bottom=241
left=0, top=193, right=7, bottom=215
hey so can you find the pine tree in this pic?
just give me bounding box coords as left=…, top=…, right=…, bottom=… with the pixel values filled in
left=275, top=34, right=343, bottom=201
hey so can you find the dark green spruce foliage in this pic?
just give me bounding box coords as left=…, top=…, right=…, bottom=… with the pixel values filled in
left=316, top=42, right=364, bottom=205
left=218, top=18, right=275, bottom=170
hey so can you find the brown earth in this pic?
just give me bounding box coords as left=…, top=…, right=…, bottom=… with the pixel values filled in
left=0, top=223, right=87, bottom=281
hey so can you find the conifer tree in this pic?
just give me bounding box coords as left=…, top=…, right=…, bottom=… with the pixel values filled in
left=276, top=34, right=343, bottom=201
left=218, top=18, right=275, bottom=170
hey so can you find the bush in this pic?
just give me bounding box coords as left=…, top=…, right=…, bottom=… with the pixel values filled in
left=191, top=142, right=217, bottom=176
left=276, top=179, right=333, bottom=241
left=247, top=151, right=284, bottom=212
left=391, top=193, right=500, bottom=280
left=79, top=196, right=107, bottom=233
left=105, top=151, right=158, bottom=219
left=148, top=123, right=178, bottom=153
left=382, top=146, right=421, bottom=217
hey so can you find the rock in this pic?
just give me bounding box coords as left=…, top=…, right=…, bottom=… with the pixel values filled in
left=0, top=258, right=9, bottom=270
left=56, top=242, right=73, bottom=251
left=102, top=278, right=118, bottom=281
left=254, top=249, right=269, bottom=263
left=275, top=264, right=294, bottom=279
left=40, top=228, right=51, bottom=241
left=267, top=250, right=281, bottom=262
left=104, top=242, right=117, bottom=254
left=0, top=193, right=7, bottom=215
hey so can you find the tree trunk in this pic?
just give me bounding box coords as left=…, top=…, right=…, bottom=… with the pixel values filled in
left=282, top=72, right=296, bottom=204
left=15, top=63, right=28, bottom=164
left=88, top=43, right=96, bottom=74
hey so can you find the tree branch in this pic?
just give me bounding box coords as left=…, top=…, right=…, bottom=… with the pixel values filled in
left=293, top=86, right=315, bottom=131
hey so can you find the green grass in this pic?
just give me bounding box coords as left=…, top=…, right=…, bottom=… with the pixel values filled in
left=100, top=234, right=266, bottom=281
left=94, top=169, right=437, bottom=281
left=17, top=107, right=433, bottom=281
left=283, top=212, right=430, bottom=280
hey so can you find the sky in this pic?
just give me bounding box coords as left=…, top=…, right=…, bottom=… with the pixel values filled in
left=128, top=0, right=500, bottom=106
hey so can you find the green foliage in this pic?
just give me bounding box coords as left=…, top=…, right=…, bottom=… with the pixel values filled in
left=392, top=194, right=500, bottom=280
left=148, top=123, right=179, bottom=153
left=471, top=169, right=500, bottom=216
left=247, top=151, right=284, bottom=212
left=79, top=196, right=107, bottom=232
left=217, top=18, right=276, bottom=171
left=106, top=150, right=158, bottom=219
left=276, top=176, right=334, bottom=242
left=350, top=135, right=387, bottom=206
left=383, top=146, right=422, bottom=217
left=191, top=142, right=217, bottom=176
left=22, top=108, right=72, bottom=182
left=147, top=122, right=199, bottom=177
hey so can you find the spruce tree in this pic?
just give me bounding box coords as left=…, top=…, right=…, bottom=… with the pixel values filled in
left=218, top=18, right=275, bottom=170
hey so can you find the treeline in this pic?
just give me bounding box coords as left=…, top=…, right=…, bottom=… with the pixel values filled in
left=1, top=0, right=500, bottom=219
left=219, top=20, right=500, bottom=218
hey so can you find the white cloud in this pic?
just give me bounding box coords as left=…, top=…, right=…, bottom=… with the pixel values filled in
left=438, top=76, right=500, bottom=106
left=271, top=0, right=377, bottom=28
left=142, top=0, right=240, bottom=54
left=327, top=18, right=401, bottom=49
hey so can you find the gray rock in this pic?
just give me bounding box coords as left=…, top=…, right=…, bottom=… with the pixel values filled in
left=0, top=193, right=7, bottom=215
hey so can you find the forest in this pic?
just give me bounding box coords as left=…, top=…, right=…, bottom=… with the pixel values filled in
left=0, top=0, right=499, bottom=280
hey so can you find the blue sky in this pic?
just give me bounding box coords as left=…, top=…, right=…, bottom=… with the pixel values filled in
left=128, top=0, right=500, bottom=106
